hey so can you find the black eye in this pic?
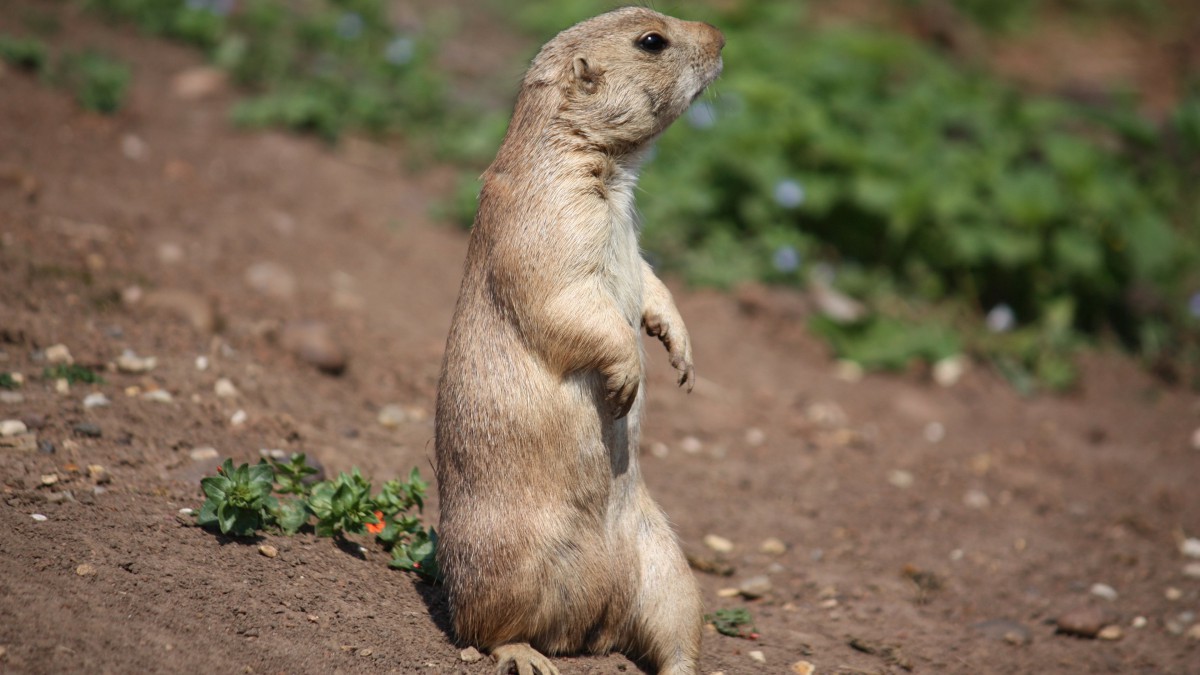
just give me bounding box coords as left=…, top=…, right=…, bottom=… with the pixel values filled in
left=636, top=32, right=668, bottom=53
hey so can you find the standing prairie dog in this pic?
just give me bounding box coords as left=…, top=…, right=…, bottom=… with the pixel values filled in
left=435, top=8, right=724, bottom=675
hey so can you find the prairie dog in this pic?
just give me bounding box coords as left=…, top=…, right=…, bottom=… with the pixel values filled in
left=435, top=8, right=724, bottom=675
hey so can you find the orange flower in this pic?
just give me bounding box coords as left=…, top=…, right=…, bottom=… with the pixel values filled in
left=366, top=510, right=385, bottom=535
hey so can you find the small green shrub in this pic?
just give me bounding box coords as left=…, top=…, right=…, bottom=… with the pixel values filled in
left=195, top=454, right=439, bottom=581
left=59, top=51, right=131, bottom=114
left=42, top=364, right=105, bottom=384
left=0, top=34, right=49, bottom=73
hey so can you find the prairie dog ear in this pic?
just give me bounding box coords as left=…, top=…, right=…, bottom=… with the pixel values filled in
left=571, top=55, right=604, bottom=94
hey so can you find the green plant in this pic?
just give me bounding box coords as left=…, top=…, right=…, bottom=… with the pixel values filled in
left=194, top=454, right=439, bottom=581
left=705, top=607, right=758, bottom=639
left=85, top=0, right=452, bottom=143
left=197, top=459, right=278, bottom=536
left=308, top=468, right=378, bottom=537
left=0, top=373, right=17, bottom=390
left=59, top=51, right=131, bottom=114
left=0, top=34, right=49, bottom=72
left=42, top=364, right=105, bottom=385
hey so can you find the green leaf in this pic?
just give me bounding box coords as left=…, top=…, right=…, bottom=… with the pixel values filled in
left=200, top=475, right=232, bottom=502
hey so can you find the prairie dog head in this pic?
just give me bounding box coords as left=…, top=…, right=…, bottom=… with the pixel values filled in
left=522, top=7, right=725, bottom=154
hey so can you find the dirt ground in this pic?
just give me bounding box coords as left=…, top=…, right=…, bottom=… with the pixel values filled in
left=2, top=5, right=1199, bottom=675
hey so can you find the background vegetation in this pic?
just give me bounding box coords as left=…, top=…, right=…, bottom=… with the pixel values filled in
left=6, top=0, right=1197, bottom=391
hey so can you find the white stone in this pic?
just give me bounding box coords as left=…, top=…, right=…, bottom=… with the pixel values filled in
left=141, top=389, right=173, bottom=403
left=30, top=513, right=47, bottom=521
left=45, top=344, right=73, bottom=364
left=1090, top=583, right=1119, bottom=601
left=231, top=409, right=247, bottom=426
left=1183, top=563, right=1200, bottom=579
left=744, top=427, right=765, bottom=447
left=377, top=404, right=407, bottom=428
left=680, top=436, right=703, bottom=454
left=0, top=419, right=27, bottom=437
left=933, top=355, right=967, bottom=387
left=748, top=651, right=765, bottom=663
left=195, top=355, right=210, bottom=371
left=1181, top=538, right=1200, bottom=559
left=117, top=350, right=157, bottom=374
left=703, top=534, right=734, bottom=553
left=963, top=489, right=990, bottom=510
left=189, top=447, right=219, bottom=462
left=83, top=392, right=111, bottom=408
left=888, top=469, right=914, bottom=489
left=214, top=378, right=238, bottom=398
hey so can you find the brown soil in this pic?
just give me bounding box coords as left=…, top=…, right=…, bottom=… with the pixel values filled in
left=2, top=5, right=1199, bottom=675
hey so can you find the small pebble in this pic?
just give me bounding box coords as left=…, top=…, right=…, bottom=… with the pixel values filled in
left=1185, top=563, right=1200, bottom=579
left=0, top=419, right=27, bottom=437
left=716, top=588, right=740, bottom=598
left=888, top=469, right=914, bottom=489
left=1055, top=606, right=1109, bottom=638
left=0, top=391, right=24, bottom=404
left=744, top=428, right=765, bottom=447
left=748, top=650, right=765, bottom=664
left=231, top=409, right=248, bottom=426
left=1181, top=538, right=1200, bottom=559
left=739, top=575, right=772, bottom=599
left=259, top=545, right=278, bottom=559
left=459, top=647, right=483, bottom=664
left=1191, top=427, right=1200, bottom=451
left=116, top=350, right=157, bottom=374
left=141, top=389, right=173, bottom=403
left=179, top=508, right=195, bottom=516
left=704, top=534, right=734, bottom=553
left=190, top=446, right=219, bottom=462
left=1165, top=587, right=1183, bottom=601
left=1131, top=616, right=1148, bottom=629
left=680, top=436, right=703, bottom=454
left=30, top=513, right=47, bottom=522
left=75, top=563, right=96, bottom=577
left=307, top=614, right=319, bottom=623
left=55, top=378, right=70, bottom=394
left=73, top=422, right=102, bottom=438
left=245, top=261, right=296, bottom=298
left=1187, top=624, right=1200, bottom=641
left=933, top=355, right=967, bottom=387
left=45, top=344, right=73, bottom=364
left=88, top=465, right=110, bottom=484
left=377, top=405, right=407, bottom=428
left=213, top=378, right=238, bottom=398
left=973, top=618, right=1031, bottom=646
left=195, top=356, right=209, bottom=371
left=923, top=421, right=946, bottom=443
left=963, top=489, right=990, bottom=510
left=760, top=538, right=787, bottom=555
left=1097, top=625, right=1123, bottom=641
left=83, top=392, right=111, bottom=408
left=833, top=359, right=864, bottom=383
left=40, top=474, right=59, bottom=486
left=280, top=320, right=346, bottom=375
left=1090, top=583, right=1118, bottom=601
left=791, top=661, right=815, bottom=675
left=357, top=648, right=372, bottom=658
left=649, top=442, right=669, bottom=458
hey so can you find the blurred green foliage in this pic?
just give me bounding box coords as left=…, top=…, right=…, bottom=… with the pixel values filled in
left=0, top=34, right=49, bottom=73
left=85, top=0, right=446, bottom=141
left=66, top=0, right=1200, bottom=390
left=463, top=0, right=1200, bottom=391
left=59, top=50, right=132, bottom=113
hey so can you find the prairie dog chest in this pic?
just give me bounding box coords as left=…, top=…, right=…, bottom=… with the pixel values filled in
left=599, top=160, right=644, bottom=327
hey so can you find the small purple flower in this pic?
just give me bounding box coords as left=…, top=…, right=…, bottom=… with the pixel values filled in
left=685, top=101, right=717, bottom=129
left=385, top=36, right=415, bottom=66
left=773, top=179, right=805, bottom=209
left=986, top=304, right=1015, bottom=333
left=336, top=12, right=364, bottom=41
left=772, top=246, right=801, bottom=274
left=1189, top=292, right=1200, bottom=319
left=186, top=0, right=235, bottom=16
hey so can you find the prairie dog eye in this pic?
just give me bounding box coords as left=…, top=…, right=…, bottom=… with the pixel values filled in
left=636, top=32, right=668, bottom=53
